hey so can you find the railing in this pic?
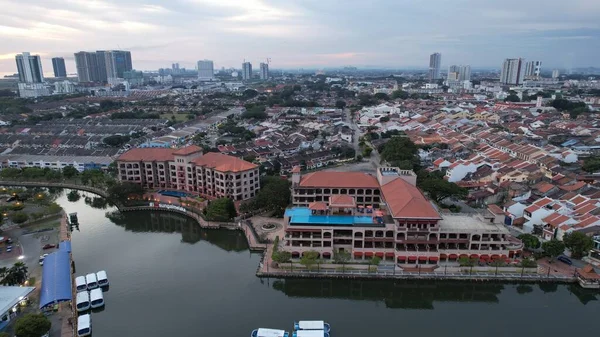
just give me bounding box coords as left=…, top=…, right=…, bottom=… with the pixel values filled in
left=0, top=179, right=109, bottom=198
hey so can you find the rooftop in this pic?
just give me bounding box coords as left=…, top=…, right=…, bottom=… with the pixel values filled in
left=192, top=152, right=258, bottom=172
left=299, top=171, right=379, bottom=188
left=0, top=286, right=35, bottom=315
left=285, top=207, right=385, bottom=227
left=380, top=178, right=441, bottom=219
left=438, top=214, right=509, bottom=233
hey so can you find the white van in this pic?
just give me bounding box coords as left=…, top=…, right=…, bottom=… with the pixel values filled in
left=77, top=314, right=91, bottom=337
left=75, top=291, right=90, bottom=312
left=96, top=270, right=109, bottom=287
left=75, top=276, right=87, bottom=292
left=85, top=273, right=98, bottom=290
left=90, top=288, right=104, bottom=309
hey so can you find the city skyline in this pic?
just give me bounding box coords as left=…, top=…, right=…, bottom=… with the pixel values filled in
left=1, top=0, right=599, bottom=76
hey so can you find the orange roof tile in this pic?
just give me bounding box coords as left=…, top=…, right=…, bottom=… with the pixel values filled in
left=487, top=204, right=504, bottom=215
left=173, top=145, right=203, bottom=155
left=299, top=172, right=379, bottom=188
left=535, top=182, right=555, bottom=194
left=534, top=197, right=553, bottom=207
left=558, top=181, right=586, bottom=192
left=308, top=202, right=328, bottom=211
left=525, top=205, right=540, bottom=213
left=381, top=178, right=440, bottom=219
left=117, top=148, right=175, bottom=162
left=329, top=195, right=356, bottom=207
left=192, top=152, right=257, bottom=172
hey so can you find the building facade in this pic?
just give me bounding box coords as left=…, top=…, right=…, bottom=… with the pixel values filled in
left=197, top=60, right=215, bottom=80
left=448, top=65, right=471, bottom=82
left=52, top=57, right=67, bottom=78
left=117, top=145, right=260, bottom=201
left=524, top=60, right=542, bottom=79
left=15, top=52, right=44, bottom=83
left=242, top=62, right=252, bottom=80
left=283, top=167, right=523, bottom=264
left=428, top=53, right=442, bottom=82
left=259, top=62, right=269, bottom=80
left=104, top=50, right=133, bottom=80
left=500, top=58, right=523, bottom=85
left=74, top=50, right=132, bottom=83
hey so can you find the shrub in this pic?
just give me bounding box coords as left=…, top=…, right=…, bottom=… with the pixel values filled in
left=10, top=212, right=28, bottom=224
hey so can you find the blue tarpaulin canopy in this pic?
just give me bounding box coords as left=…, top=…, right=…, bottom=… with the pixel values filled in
left=39, top=251, right=72, bottom=309
left=59, top=240, right=71, bottom=253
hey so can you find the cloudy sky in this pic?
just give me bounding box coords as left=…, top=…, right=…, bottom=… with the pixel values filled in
left=1, top=0, right=599, bottom=76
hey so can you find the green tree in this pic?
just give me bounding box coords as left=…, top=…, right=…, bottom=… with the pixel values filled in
left=254, top=177, right=291, bottom=217
left=273, top=251, right=292, bottom=264
left=103, top=135, right=131, bottom=147
left=582, top=157, right=600, bottom=173
left=15, top=313, right=51, bottom=337
left=519, top=258, right=537, bottom=268
left=391, top=90, right=409, bottom=99
left=10, top=212, right=28, bottom=224
left=300, top=250, right=319, bottom=270
left=107, top=182, right=144, bottom=203
left=518, top=234, right=541, bottom=250
left=67, top=190, right=81, bottom=202
left=80, top=169, right=105, bottom=187
left=1, top=262, right=28, bottom=285
left=368, top=256, right=381, bottom=273
left=420, top=177, right=467, bottom=203
left=380, top=137, right=418, bottom=167
left=205, top=198, right=237, bottom=221
left=333, top=249, right=351, bottom=272
left=458, top=257, right=477, bottom=267
left=563, top=232, right=594, bottom=259
left=335, top=100, right=346, bottom=109
left=504, top=94, right=520, bottom=102
left=0, top=168, right=22, bottom=178
left=542, top=239, right=565, bottom=261
left=62, top=165, right=79, bottom=179
left=0, top=332, right=10, bottom=337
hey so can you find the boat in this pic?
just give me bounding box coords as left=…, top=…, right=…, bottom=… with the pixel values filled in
left=90, top=288, right=104, bottom=309
left=96, top=270, right=109, bottom=287
left=85, top=273, right=98, bottom=290
left=75, top=276, right=87, bottom=292
left=75, top=291, right=90, bottom=312
left=77, top=314, right=91, bottom=337
left=292, top=331, right=329, bottom=337
left=251, top=328, right=289, bottom=337
left=69, top=212, right=79, bottom=226
left=294, top=321, right=331, bottom=333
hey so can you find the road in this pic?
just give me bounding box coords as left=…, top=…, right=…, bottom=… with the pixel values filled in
left=343, top=108, right=361, bottom=160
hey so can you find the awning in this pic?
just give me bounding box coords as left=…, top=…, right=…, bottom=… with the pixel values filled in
left=59, top=240, right=71, bottom=253
left=354, top=252, right=363, bottom=257
left=429, top=257, right=439, bottom=262
left=322, top=252, right=331, bottom=256
left=39, top=251, right=72, bottom=309
left=408, top=256, right=417, bottom=261
left=491, top=254, right=500, bottom=260
left=365, top=252, right=374, bottom=257
left=480, top=255, right=490, bottom=260
left=440, top=254, right=448, bottom=259
left=397, top=256, right=407, bottom=261
left=470, top=254, right=479, bottom=259
left=418, top=256, right=427, bottom=261
left=385, top=252, right=395, bottom=258
left=375, top=252, right=384, bottom=258
left=501, top=254, right=508, bottom=259
left=459, top=254, right=468, bottom=258
left=448, top=254, right=458, bottom=259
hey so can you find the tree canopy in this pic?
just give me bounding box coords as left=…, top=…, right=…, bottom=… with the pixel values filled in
left=204, top=198, right=237, bottom=221
left=106, top=182, right=144, bottom=203
left=241, top=176, right=291, bottom=217
left=418, top=171, right=467, bottom=203
left=542, top=239, right=565, bottom=260
left=563, top=232, right=593, bottom=259
left=380, top=137, right=418, bottom=168
left=518, top=234, right=541, bottom=250
left=582, top=157, right=600, bottom=173
left=15, top=313, right=51, bottom=337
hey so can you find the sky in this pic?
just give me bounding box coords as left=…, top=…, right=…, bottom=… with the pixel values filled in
left=1, top=0, right=599, bottom=76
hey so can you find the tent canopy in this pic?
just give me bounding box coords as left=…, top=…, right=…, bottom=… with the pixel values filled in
left=59, top=240, right=71, bottom=253
left=39, top=251, right=72, bottom=309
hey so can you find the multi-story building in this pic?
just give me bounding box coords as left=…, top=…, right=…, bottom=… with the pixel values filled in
left=116, top=145, right=260, bottom=201
left=447, top=65, right=471, bottom=82
left=259, top=62, right=269, bottom=80
left=428, top=53, right=442, bottom=82
left=104, top=50, right=133, bottom=80
left=524, top=60, right=542, bottom=79
left=242, top=62, right=252, bottom=80
left=15, top=52, right=44, bottom=83
left=500, top=58, right=523, bottom=85
left=52, top=57, right=67, bottom=78
left=197, top=60, right=214, bottom=80
left=552, top=69, right=560, bottom=79
left=283, top=167, right=523, bottom=264
left=74, top=51, right=100, bottom=83
left=74, top=50, right=132, bottom=83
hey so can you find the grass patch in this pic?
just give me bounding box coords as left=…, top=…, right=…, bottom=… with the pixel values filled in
left=160, top=113, right=189, bottom=122
left=27, top=277, right=36, bottom=286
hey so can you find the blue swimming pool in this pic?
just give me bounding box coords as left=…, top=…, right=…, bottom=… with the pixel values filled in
left=285, top=207, right=376, bottom=226
left=157, top=190, right=188, bottom=198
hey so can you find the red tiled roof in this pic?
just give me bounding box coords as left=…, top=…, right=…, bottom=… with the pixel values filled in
left=525, top=205, right=540, bottom=213
left=487, top=204, right=504, bottom=215
left=299, top=172, right=379, bottom=188
left=173, top=145, right=202, bottom=155
left=381, top=178, right=440, bottom=219
left=192, top=152, right=257, bottom=172
left=308, top=202, right=328, bottom=211
left=559, top=181, right=586, bottom=192
left=117, top=148, right=175, bottom=162
left=329, top=195, right=355, bottom=207
left=534, top=182, right=555, bottom=194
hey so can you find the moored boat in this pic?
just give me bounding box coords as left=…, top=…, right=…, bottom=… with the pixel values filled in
left=251, top=328, right=289, bottom=337
left=292, top=330, right=329, bottom=337
left=294, top=321, right=330, bottom=334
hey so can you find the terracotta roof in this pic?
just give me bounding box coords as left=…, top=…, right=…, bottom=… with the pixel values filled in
left=534, top=197, right=554, bottom=207
left=291, top=166, right=301, bottom=173
left=299, top=172, right=379, bottom=188
left=524, top=204, right=540, bottom=213
left=381, top=178, right=440, bottom=219
left=192, top=152, right=257, bottom=172
left=487, top=204, right=504, bottom=215
left=117, top=148, right=175, bottom=162
left=173, top=145, right=203, bottom=155
left=308, top=202, right=328, bottom=211
left=534, top=182, right=555, bottom=194
left=558, top=181, right=586, bottom=192
left=578, top=265, right=600, bottom=280
left=329, top=195, right=356, bottom=207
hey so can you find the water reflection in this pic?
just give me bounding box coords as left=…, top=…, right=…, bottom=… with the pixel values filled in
left=106, top=210, right=248, bottom=251
left=567, top=284, right=598, bottom=305
left=272, top=279, right=505, bottom=310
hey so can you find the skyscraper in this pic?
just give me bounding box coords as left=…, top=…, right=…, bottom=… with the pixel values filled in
left=500, top=58, right=524, bottom=85
left=74, top=51, right=100, bottom=82
left=428, top=53, right=442, bottom=82
left=197, top=60, right=214, bottom=80
left=74, top=50, right=132, bottom=83
left=524, top=61, right=542, bottom=79
left=104, top=50, right=133, bottom=80
left=15, top=52, right=44, bottom=83
left=447, top=65, right=471, bottom=82
left=242, top=62, right=252, bottom=80
left=552, top=69, right=560, bottom=79
left=52, top=57, right=67, bottom=78
left=259, top=63, right=269, bottom=80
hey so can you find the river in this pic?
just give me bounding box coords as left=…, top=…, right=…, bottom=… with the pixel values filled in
left=56, top=191, right=599, bottom=337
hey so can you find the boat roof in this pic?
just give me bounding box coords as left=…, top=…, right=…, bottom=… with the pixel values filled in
left=76, top=291, right=89, bottom=303
left=96, top=270, right=107, bottom=279
left=78, top=314, right=90, bottom=327
left=257, top=328, right=287, bottom=337
left=75, top=276, right=86, bottom=285
left=296, top=331, right=325, bottom=337
left=298, top=321, right=325, bottom=330
left=89, top=288, right=103, bottom=300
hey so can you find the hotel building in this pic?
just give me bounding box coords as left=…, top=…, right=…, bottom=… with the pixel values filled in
left=283, top=167, right=523, bottom=264
left=116, top=145, right=259, bottom=201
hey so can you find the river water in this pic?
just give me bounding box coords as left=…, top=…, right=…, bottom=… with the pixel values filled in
left=57, top=191, right=599, bottom=337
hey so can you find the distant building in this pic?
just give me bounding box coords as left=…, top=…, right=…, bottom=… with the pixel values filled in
left=74, top=50, right=132, bottom=83
left=428, top=52, right=442, bottom=82
left=259, top=62, right=269, bottom=80
left=242, top=62, right=252, bottom=80
left=524, top=61, right=542, bottom=79
left=17, top=83, right=50, bottom=98
left=448, top=65, right=471, bottom=81
left=552, top=69, right=560, bottom=79
left=52, top=57, right=67, bottom=78
left=53, top=80, right=75, bottom=94
left=500, top=58, right=524, bottom=85
left=197, top=60, right=214, bottom=80
left=123, top=70, right=144, bottom=86
left=15, top=52, right=44, bottom=83
left=104, top=50, right=132, bottom=80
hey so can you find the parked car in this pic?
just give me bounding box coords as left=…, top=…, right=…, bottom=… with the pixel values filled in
left=39, top=253, right=49, bottom=266
left=6, top=246, right=12, bottom=253
left=6, top=238, right=13, bottom=244
left=557, top=255, right=573, bottom=265
left=42, top=244, right=56, bottom=250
